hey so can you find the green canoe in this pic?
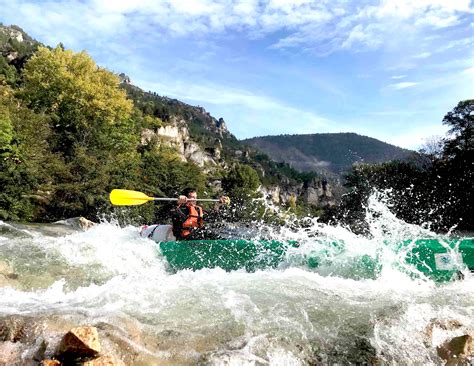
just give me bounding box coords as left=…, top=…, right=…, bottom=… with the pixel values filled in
left=158, top=238, right=474, bottom=282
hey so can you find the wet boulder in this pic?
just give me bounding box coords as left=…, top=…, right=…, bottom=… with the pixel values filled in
left=437, top=334, right=473, bottom=365
left=57, top=326, right=101, bottom=360
left=0, top=316, right=27, bottom=342
left=0, top=341, right=23, bottom=365
left=0, top=260, right=20, bottom=288
left=54, top=217, right=96, bottom=231
left=41, top=360, right=61, bottom=366
left=81, top=354, right=126, bottom=366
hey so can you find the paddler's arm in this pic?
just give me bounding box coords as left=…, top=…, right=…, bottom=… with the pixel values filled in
left=205, top=196, right=230, bottom=223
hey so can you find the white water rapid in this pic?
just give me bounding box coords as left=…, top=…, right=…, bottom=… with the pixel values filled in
left=0, top=193, right=472, bottom=364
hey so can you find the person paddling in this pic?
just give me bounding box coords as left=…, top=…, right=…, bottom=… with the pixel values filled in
left=171, top=187, right=229, bottom=240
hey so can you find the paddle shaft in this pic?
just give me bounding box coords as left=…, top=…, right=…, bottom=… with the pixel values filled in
left=153, top=197, right=220, bottom=202
left=109, top=189, right=227, bottom=206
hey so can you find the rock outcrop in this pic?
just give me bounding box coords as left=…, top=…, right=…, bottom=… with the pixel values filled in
left=117, top=73, right=131, bottom=84
left=141, top=117, right=221, bottom=169
left=0, top=26, right=24, bottom=43
left=0, top=24, right=39, bottom=67
left=260, top=178, right=336, bottom=207
left=0, top=341, right=23, bottom=365
left=41, top=360, right=61, bottom=366
left=0, top=315, right=163, bottom=364
left=81, top=354, right=126, bottom=366
left=54, top=217, right=96, bottom=231
left=57, top=326, right=101, bottom=359
left=0, top=260, right=19, bottom=288
left=437, top=334, right=473, bottom=365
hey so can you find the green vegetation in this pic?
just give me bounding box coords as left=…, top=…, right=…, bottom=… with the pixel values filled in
left=243, top=133, right=412, bottom=175
left=0, top=83, right=57, bottom=220
left=325, top=100, right=473, bottom=233
left=251, top=152, right=320, bottom=185
left=0, top=25, right=41, bottom=86
left=0, top=28, right=296, bottom=224
left=0, top=40, right=209, bottom=223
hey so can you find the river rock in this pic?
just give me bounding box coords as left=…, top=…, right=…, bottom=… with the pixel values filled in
left=0, top=316, right=27, bottom=342
left=437, top=334, right=473, bottom=365
left=54, top=217, right=96, bottom=231
left=81, top=354, right=125, bottom=366
left=0, top=341, right=23, bottom=365
left=41, top=360, right=61, bottom=366
left=423, top=318, right=465, bottom=347
left=0, top=260, right=20, bottom=288
left=57, top=326, right=101, bottom=359
left=0, top=260, right=13, bottom=274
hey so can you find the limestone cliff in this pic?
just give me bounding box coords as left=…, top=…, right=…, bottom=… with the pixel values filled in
left=260, top=178, right=336, bottom=207
left=140, top=117, right=222, bottom=171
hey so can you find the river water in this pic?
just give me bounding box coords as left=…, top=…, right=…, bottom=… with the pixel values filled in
left=0, top=194, right=472, bottom=364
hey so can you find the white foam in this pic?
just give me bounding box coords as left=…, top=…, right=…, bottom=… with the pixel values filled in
left=0, top=192, right=473, bottom=363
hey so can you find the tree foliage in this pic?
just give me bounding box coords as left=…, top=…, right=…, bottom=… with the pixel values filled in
left=221, top=163, right=265, bottom=222
left=22, top=46, right=135, bottom=156
left=326, top=100, right=473, bottom=233
left=0, top=83, right=58, bottom=220
left=442, top=99, right=473, bottom=159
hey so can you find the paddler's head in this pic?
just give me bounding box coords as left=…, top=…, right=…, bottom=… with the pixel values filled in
left=182, top=187, right=197, bottom=206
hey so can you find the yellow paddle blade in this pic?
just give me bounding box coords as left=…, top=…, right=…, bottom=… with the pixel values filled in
left=109, top=189, right=154, bottom=206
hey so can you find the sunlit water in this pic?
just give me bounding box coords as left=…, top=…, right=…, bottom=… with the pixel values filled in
left=0, top=193, right=472, bottom=364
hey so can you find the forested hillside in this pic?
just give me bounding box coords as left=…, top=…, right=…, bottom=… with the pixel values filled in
left=243, top=133, right=413, bottom=176
left=0, top=24, right=327, bottom=223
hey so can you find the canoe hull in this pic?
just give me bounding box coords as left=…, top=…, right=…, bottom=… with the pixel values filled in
left=158, top=238, right=474, bottom=282
left=159, top=240, right=295, bottom=272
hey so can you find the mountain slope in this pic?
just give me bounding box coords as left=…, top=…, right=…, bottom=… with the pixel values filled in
left=243, top=133, right=413, bottom=175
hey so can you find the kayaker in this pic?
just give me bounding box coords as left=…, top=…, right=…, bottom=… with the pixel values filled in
left=171, top=187, right=229, bottom=240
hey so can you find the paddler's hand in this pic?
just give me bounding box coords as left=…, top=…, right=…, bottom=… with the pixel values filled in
left=178, top=195, right=187, bottom=205
left=218, top=196, right=230, bottom=206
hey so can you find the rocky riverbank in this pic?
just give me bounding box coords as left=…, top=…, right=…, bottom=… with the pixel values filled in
left=0, top=313, right=472, bottom=365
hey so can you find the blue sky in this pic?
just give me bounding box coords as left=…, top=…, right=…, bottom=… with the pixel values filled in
left=1, top=0, right=473, bottom=149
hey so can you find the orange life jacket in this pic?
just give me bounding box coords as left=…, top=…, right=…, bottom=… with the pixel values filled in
left=180, top=204, right=203, bottom=238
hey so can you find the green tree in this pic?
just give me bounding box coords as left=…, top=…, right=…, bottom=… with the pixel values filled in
left=442, top=99, right=473, bottom=159
left=22, top=46, right=134, bottom=156
left=222, top=163, right=260, bottom=195
left=222, top=163, right=264, bottom=222
left=326, top=100, right=474, bottom=233
left=19, top=46, right=140, bottom=220
left=0, top=56, right=18, bottom=85
left=0, top=107, right=13, bottom=151
left=0, top=83, right=59, bottom=221
left=437, top=100, right=473, bottom=230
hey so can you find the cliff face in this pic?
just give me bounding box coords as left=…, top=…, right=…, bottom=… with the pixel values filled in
left=260, top=178, right=336, bottom=207
left=0, top=25, right=41, bottom=69
left=140, top=116, right=223, bottom=170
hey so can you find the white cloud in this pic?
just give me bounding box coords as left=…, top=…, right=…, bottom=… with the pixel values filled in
left=138, top=77, right=327, bottom=115
left=135, top=78, right=332, bottom=137
left=391, top=75, right=406, bottom=79
left=463, top=67, right=474, bottom=75
left=387, top=81, right=420, bottom=90
left=412, top=52, right=431, bottom=59
left=389, top=124, right=449, bottom=149
left=1, top=0, right=471, bottom=55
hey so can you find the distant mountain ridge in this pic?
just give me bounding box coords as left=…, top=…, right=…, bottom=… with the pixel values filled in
left=243, top=133, right=413, bottom=176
